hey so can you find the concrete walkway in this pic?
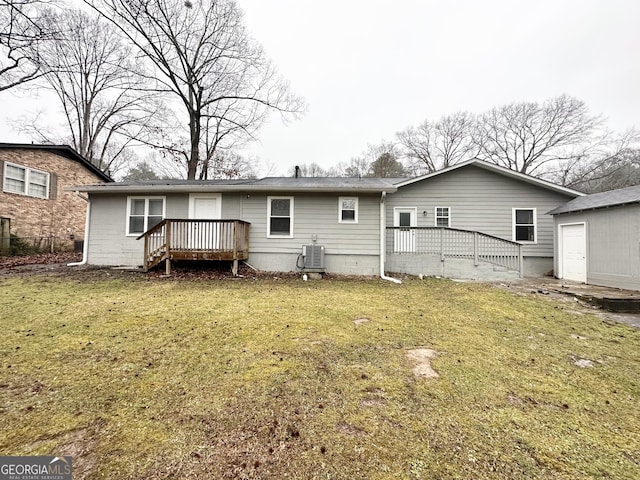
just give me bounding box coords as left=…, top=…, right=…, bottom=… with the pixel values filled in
left=496, top=277, right=640, bottom=328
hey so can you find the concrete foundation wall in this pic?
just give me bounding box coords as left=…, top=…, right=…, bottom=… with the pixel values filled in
left=523, top=256, right=553, bottom=277
left=246, top=252, right=380, bottom=276
left=385, top=254, right=550, bottom=281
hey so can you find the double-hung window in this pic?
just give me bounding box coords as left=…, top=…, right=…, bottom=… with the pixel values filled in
left=268, top=196, right=294, bottom=237
left=435, top=207, right=450, bottom=227
left=513, top=208, right=536, bottom=243
left=339, top=197, right=358, bottom=223
left=3, top=162, right=50, bottom=199
left=126, top=197, right=165, bottom=236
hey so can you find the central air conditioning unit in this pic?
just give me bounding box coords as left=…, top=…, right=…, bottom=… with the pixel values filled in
left=302, top=244, right=325, bottom=270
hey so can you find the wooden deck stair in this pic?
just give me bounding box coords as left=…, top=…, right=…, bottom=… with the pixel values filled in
left=137, top=219, right=250, bottom=275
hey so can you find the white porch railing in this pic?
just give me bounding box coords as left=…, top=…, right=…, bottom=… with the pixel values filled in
left=386, top=227, right=523, bottom=275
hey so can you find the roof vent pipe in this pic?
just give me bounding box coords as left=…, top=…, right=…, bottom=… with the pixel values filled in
left=294, top=165, right=301, bottom=178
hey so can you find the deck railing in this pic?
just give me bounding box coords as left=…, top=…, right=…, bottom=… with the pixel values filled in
left=137, top=219, right=250, bottom=274
left=386, top=227, right=523, bottom=275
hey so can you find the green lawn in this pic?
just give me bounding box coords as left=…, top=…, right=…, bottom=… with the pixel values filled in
left=1, top=274, right=639, bottom=479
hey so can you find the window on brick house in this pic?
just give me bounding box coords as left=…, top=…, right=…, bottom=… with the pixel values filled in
left=2, top=162, right=50, bottom=199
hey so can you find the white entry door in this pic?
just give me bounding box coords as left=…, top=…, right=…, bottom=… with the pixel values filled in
left=560, top=223, right=586, bottom=283
left=188, top=194, right=221, bottom=249
left=393, top=207, right=417, bottom=253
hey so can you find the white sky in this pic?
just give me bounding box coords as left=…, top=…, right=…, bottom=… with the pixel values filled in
left=1, top=0, right=639, bottom=176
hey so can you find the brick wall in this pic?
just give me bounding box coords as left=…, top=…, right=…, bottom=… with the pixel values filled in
left=0, top=148, right=106, bottom=251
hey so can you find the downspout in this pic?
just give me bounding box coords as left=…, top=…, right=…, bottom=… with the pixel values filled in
left=380, top=191, right=401, bottom=284
left=68, top=192, right=90, bottom=266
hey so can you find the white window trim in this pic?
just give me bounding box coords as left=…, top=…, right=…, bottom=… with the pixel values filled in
left=267, top=196, right=294, bottom=238
left=2, top=161, right=50, bottom=199
left=512, top=207, right=537, bottom=244
left=393, top=207, right=417, bottom=227
left=434, top=206, right=451, bottom=227
left=338, top=196, right=359, bottom=224
left=126, top=196, right=166, bottom=236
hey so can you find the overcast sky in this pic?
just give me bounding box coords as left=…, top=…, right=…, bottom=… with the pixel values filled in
left=1, top=0, right=639, bottom=176
left=238, top=0, right=640, bottom=175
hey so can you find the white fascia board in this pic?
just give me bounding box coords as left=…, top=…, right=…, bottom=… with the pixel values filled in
left=66, top=184, right=398, bottom=194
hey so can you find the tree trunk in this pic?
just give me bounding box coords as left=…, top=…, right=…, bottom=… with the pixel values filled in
left=187, top=113, right=200, bottom=180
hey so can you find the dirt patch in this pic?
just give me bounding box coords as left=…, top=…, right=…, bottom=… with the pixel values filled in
left=353, top=317, right=370, bottom=326
left=572, top=357, right=595, bottom=368
left=360, top=396, right=386, bottom=407
left=507, top=392, right=566, bottom=410
left=54, top=428, right=98, bottom=478
left=28, top=421, right=104, bottom=479
left=336, top=421, right=367, bottom=437
left=0, top=252, right=82, bottom=269
left=406, top=348, right=439, bottom=379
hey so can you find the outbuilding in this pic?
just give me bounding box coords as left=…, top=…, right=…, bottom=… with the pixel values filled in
left=549, top=184, right=640, bottom=290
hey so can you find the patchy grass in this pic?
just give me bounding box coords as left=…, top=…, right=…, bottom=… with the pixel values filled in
left=0, top=275, right=639, bottom=479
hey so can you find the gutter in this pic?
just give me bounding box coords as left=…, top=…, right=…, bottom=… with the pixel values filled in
left=67, top=192, right=90, bottom=266
left=67, top=184, right=398, bottom=195
left=379, top=191, right=401, bottom=284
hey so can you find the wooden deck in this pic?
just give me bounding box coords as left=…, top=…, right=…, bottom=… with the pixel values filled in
left=137, top=219, right=250, bottom=275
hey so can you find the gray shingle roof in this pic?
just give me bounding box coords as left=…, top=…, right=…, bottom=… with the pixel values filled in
left=548, top=184, right=640, bottom=215
left=70, top=176, right=399, bottom=193
left=0, top=143, right=112, bottom=182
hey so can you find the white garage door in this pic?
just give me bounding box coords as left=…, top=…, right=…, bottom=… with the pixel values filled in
left=560, top=224, right=586, bottom=283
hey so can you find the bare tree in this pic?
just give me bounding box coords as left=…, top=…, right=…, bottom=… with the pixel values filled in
left=397, top=111, right=477, bottom=174
left=550, top=129, right=640, bottom=192
left=473, top=94, right=602, bottom=176
left=204, top=150, right=257, bottom=179
left=32, top=9, right=156, bottom=174
left=85, top=0, right=304, bottom=180
left=0, top=0, right=56, bottom=91
left=333, top=156, right=370, bottom=177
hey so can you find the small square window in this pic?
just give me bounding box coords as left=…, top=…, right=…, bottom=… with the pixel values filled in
left=435, top=207, right=450, bottom=227
left=339, top=197, right=358, bottom=223
left=399, top=212, right=412, bottom=228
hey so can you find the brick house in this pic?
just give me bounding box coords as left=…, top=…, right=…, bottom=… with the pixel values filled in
left=0, top=143, right=112, bottom=252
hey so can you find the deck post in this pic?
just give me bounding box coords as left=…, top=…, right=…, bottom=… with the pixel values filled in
left=143, top=232, right=149, bottom=272
left=474, top=231, right=479, bottom=266
left=165, top=221, right=172, bottom=275
left=518, top=244, right=524, bottom=278
left=232, top=221, right=239, bottom=276
left=439, top=227, right=445, bottom=262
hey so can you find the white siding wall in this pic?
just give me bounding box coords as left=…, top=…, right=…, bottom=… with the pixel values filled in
left=554, top=205, right=640, bottom=290
left=387, top=165, right=575, bottom=258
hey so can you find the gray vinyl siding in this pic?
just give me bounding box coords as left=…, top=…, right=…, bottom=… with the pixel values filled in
left=86, top=191, right=381, bottom=267
left=554, top=205, right=640, bottom=290
left=235, top=193, right=380, bottom=256
left=387, top=165, right=575, bottom=257
left=87, top=193, right=188, bottom=266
